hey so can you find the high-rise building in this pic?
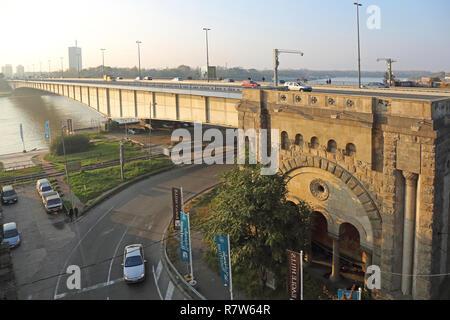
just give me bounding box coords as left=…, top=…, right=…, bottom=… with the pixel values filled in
left=1, top=64, right=13, bottom=78
left=68, top=45, right=82, bottom=72
left=16, top=65, right=25, bottom=78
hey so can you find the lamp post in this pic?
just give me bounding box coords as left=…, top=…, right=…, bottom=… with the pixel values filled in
left=61, top=125, right=73, bottom=209
left=136, top=41, right=142, bottom=80
left=48, top=60, right=51, bottom=78
left=202, top=28, right=211, bottom=82
left=60, top=57, right=64, bottom=78
left=101, top=48, right=106, bottom=77
left=354, top=2, right=363, bottom=88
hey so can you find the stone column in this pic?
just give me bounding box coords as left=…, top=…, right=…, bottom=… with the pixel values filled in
left=401, top=171, right=418, bottom=296
left=330, top=235, right=341, bottom=282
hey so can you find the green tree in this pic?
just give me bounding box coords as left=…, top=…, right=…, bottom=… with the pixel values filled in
left=203, top=164, right=312, bottom=296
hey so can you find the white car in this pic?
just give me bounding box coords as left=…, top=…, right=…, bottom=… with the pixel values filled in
left=284, top=81, right=312, bottom=92
left=172, top=77, right=183, bottom=81
left=43, top=193, right=63, bottom=213
left=2, top=222, right=20, bottom=248
left=122, top=244, right=146, bottom=283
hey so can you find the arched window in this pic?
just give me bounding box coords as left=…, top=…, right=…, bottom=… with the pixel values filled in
left=327, top=140, right=337, bottom=153
left=294, top=134, right=303, bottom=147
left=310, top=136, right=319, bottom=149
left=346, top=143, right=356, bottom=156
left=281, top=131, right=289, bottom=150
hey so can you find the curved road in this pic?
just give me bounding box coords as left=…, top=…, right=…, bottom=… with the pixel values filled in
left=15, top=164, right=231, bottom=300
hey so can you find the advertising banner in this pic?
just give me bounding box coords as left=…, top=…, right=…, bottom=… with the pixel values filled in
left=286, top=249, right=301, bottom=300
left=45, top=121, right=51, bottom=140
left=179, top=211, right=190, bottom=263
left=215, top=234, right=231, bottom=287
left=172, top=187, right=182, bottom=229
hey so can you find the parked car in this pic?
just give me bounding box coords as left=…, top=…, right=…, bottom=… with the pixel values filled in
left=36, top=179, right=50, bottom=193
left=122, top=244, right=146, bottom=283
left=39, top=182, right=54, bottom=200
left=1, top=185, right=18, bottom=204
left=2, top=222, right=20, bottom=248
left=43, top=193, right=63, bottom=213
left=284, top=81, right=312, bottom=92
left=143, top=76, right=152, bottom=80
left=241, top=80, right=261, bottom=87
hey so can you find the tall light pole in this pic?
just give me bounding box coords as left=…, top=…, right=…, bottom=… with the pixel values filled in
left=203, top=28, right=211, bottom=82
left=136, top=41, right=142, bottom=80
left=60, top=57, right=64, bottom=78
left=61, top=125, right=73, bottom=209
left=101, top=48, right=106, bottom=77
left=354, top=2, right=363, bottom=88
left=48, top=60, right=51, bottom=77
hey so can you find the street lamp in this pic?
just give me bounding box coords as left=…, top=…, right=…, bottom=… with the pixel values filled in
left=354, top=2, right=363, bottom=88
left=48, top=60, right=51, bottom=77
left=101, top=48, right=106, bottom=77
left=60, top=57, right=64, bottom=78
left=61, top=124, right=73, bottom=209
left=202, top=28, right=211, bottom=82
left=136, top=41, right=142, bottom=80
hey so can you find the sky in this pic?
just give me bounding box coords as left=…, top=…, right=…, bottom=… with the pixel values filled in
left=1, top=0, right=449, bottom=73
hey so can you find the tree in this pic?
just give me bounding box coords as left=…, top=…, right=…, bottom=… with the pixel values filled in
left=203, top=164, right=312, bottom=296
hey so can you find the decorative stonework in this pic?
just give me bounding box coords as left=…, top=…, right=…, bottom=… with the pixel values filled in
left=310, top=179, right=329, bottom=201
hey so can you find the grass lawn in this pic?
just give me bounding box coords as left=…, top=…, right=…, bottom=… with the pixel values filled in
left=45, top=135, right=148, bottom=171
left=0, top=164, right=45, bottom=182
left=67, top=158, right=173, bottom=203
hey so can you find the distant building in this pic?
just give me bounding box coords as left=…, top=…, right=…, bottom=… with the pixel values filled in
left=15, top=65, right=24, bottom=78
left=445, top=73, right=450, bottom=82
left=1, top=64, right=13, bottom=78
left=68, top=46, right=82, bottom=71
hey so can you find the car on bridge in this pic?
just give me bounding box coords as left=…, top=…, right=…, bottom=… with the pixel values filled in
left=122, top=244, right=146, bottom=283
left=284, top=81, right=312, bottom=92
left=1, top=185, right=18, bottom=205
left=172, top=77, right=183, bottom=81
left=143, top=76, right=152, bottom=80
left=241, top=80, right=261, bottom=87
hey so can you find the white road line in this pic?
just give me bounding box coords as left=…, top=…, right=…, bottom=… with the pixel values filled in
left=107, top=217, right=136, bottom=284
left=165, top=281, right=174, bottom=300
left=54, top=278, right=124, bottom=300
left=152, top=265, right=164, bottom=300
left=155, top=260, right=163, bottom=282
left=53, top=206, right=115, bottom=300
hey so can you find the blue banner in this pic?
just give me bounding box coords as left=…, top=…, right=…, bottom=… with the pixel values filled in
left=19, top=123, right=24, bottom=142
left=179, top=212, right=190, bottom=262
left=45, top=121, right=50, bottom=139
left=215, top=234, right=231, bottom=286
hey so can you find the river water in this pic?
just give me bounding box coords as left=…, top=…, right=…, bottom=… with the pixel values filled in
left=0, top=90, right=105, bottom=156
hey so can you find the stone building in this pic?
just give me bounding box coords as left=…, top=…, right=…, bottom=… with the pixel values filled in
left=237, top=88, right=450, bottom=299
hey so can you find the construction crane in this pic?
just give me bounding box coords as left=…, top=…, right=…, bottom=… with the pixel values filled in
left=273, top=49, right=304, bottom=86
left=377, top=58, right=397, bottom=87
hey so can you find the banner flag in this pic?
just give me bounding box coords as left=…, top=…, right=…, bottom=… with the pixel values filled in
left=179, top=211, right=190, bottom=263
left=45, top=121, right=50, bottom=140
left=215, top=234, right=231, bottom=287
left=172, top=187, right=182, bottom=229
left=286, top=249, right=302, bottom=300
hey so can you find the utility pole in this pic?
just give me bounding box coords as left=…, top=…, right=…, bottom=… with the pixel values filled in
left=61, top=125, right=73, bottom=209
left=354, top=2, right=363, bottom=88
left=101, top=48, right=106, bottom=77
left=48, top=60, right=51, bottom=77
left=203, top=28, right=211, bottom=82
left=273, top=49, right=304, bottom=86
left=377, top=58, right=397, bottom=87
left=136, top=41, right=142, bottom=80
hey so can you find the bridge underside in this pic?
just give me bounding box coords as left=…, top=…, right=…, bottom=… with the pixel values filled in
left=10, top=81, right=239, bottom=127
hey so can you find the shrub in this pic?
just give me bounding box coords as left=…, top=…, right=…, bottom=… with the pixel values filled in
left=50, top=134, right=91, bottom=156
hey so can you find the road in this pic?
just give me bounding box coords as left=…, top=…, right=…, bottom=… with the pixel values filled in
left=2, top=163, right=231, bottom=300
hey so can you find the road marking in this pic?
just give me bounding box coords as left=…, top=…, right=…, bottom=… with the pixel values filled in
left=107, top=218, right=136, bottom=284
left=53, top=206, right=115, bottom=300
left=165, top=281, right=174, bottom=300
left=54, top=278, right=124, bottom=300
left=152, top=265, right=163, bottom=300
left=155, top=260, right=162, bottom=282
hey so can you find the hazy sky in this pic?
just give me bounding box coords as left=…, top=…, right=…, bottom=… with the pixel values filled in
left=1, top=0, right=449, bottom=72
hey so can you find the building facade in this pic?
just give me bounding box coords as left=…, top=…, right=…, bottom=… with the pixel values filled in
left=15, top=65, right=24, bottom=78
left=1, top=65, right=13, bottom=78
left=68, top=46, right=82, bottom=72
left=237, top=88, right=450, bottom=299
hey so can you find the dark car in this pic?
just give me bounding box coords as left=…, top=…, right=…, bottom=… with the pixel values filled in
left=1, top=185, right=18, bottom=204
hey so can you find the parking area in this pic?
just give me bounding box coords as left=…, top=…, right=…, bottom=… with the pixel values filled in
left=1, top=183, right=75, bottom=299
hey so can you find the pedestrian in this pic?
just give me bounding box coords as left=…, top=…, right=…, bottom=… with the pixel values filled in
left=69, top=208, right=73, bottom=222
left=262, top=77, right=265, bottom=82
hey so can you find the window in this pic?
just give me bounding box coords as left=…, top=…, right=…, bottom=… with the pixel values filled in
left=327, top=140, right=337, bottom=153
left=281, top=131, right=289, bottom=150
left=310, top=136, right=319, bottom=149
left=346, top=143, right=356, bottom=156
left=295, top=134, right=304, bottom=147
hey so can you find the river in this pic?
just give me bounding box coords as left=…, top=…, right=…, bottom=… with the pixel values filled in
left=0, top=89, right=106, bottom=156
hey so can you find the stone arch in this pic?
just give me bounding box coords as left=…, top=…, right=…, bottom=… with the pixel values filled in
left=280, top=155, right=382, bottom=263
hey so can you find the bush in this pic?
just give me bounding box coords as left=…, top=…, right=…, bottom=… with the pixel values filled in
left=50, top=134, right=91, bottom=156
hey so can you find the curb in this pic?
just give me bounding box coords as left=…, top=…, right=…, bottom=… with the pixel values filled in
left=161, top=182, right=222, bottom=301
